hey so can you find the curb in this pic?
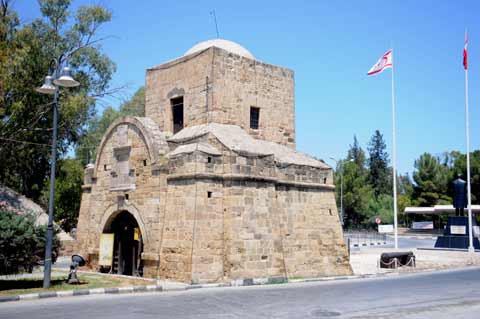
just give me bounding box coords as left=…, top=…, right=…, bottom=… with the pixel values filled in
left=352, top=242, right=388, bottom=247
left=0, top=284, right=164, bottom=303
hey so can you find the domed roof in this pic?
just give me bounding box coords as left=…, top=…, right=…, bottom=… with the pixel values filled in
left=184, top=39, right=255, bottom=59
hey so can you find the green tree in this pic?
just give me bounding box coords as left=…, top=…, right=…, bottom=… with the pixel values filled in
left=0, top=0, right=115, bottom=200
left=0, top=0, right=19, bottom=117
left=365, top=194, right=394, bottom=225
left=41, top=158, right=83, bottom=232
left=398, top=173, right=414, bottom=197
left=449, top=150, right=480, bottom=204
left=397, top=173, right=413, bottom=225
left=118, top=86, right=145, bottom=117
left=367, top=130, right=390, bottom=198
left=412, top=153, right=450, bottom=207
left=76, top=86, right=145, bottom=165
left=336, top=136, right=374, bottom=228
left=347, top=135, right=366, bottom=170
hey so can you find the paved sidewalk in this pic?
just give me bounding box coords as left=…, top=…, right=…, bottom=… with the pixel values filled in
left=350, top=246, right=480, bottom=275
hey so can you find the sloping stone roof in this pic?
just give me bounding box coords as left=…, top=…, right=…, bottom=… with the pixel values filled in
left=134, top=117, right=170, bottom=155
left=167, top=142, right=222, bottom=158
left=168, top=123, right=330, bottom=169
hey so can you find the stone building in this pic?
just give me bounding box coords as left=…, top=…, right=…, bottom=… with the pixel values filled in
left=75, top=39, right=352, bottom=283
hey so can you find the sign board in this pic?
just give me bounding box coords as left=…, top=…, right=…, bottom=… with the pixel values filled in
left=375, top=217, right=382, bottom=225
left=134, top=227, right=140, bottom=241
left=99, top=233, right=115, bottom=266
left=378, top=224, right=394, bottom=233
left=450, top=225, right=466, bottom=235
left=412, top=221, right=434, bottom=230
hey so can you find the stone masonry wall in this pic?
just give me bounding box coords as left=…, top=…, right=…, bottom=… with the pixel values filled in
left=190, top=179, right=224, bottom=283
left=145, top=47, right=295, bottom=148
left=211, top=47, right=295, bottom=148
left=76, top=121, right=165, bottom=275
left=157, top=179, right=196, bottom=282
left=277, top=186, right=351, bottom=278
left=77, top=123, right=351, bottom=282
left=277, top=164, right=332, bottom=185
left=222, top=180, right=286, bottom=280
left=145, top=49, right=213, bottom=132
left=164, top=177, right=351, bottom=283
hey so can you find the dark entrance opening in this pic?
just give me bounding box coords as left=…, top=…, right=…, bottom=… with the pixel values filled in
left=250, top=106, right=260, bottom=129
left=171, top=96, right=184, bottom=134
left=103, top=211, right=143, bottom=276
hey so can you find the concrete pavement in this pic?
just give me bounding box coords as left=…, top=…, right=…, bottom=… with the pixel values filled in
left=2, top=267, right=480, bottom=318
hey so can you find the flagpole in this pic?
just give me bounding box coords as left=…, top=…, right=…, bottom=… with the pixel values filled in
left=391, top=49, right=398, bottom=249
left=465, top=35, right=474, bottom=253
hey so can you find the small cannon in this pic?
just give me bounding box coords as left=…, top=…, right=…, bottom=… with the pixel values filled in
left=380, top=251, right=415, bottom=269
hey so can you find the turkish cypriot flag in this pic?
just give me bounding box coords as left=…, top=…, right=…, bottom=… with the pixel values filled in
left=367, top=50, right=393, bottom=76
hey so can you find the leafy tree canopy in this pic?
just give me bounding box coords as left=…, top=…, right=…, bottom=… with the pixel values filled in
left=335, top=135, right=373, bottom=227
left=365, top=194, right=394, bottom=225
left=41, top=158, right=83, bottom=232
left=0, top=0, right=115, bottom=200
left=412, top=153, right=451, bottom=207
left=367, top=130, right=390, bottom=198
left=76, top=86, right=145, bottom=165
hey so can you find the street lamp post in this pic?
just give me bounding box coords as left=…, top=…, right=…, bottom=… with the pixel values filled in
left=36, top=54, right=79, bottom=288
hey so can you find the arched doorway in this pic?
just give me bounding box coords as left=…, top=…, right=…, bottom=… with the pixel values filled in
left=103, top=211, right=143, bottom=276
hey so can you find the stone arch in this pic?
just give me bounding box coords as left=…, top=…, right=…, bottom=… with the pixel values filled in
left=99, top=202, right=149, bottom=243
left=93, top=116, right=168, bottom=178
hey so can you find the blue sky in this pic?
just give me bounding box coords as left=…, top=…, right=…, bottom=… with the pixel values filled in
left=16, top=0, right=480, bottom=174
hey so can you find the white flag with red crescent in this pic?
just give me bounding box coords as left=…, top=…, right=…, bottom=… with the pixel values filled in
left=367, top=50, right=393, bottom=76
left=464, top=31, right=468, bottom=70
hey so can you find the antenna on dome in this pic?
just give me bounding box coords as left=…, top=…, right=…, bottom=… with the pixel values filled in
left=210, top=10, right=220, bottom=38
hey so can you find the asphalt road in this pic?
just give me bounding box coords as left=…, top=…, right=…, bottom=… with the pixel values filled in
left=387, top=236, right=437, bottom=249
left=2, top=267, right=480, bottom=319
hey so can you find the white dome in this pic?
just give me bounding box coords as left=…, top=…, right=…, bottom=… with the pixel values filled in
left=185, top=39, right=255, bottom=59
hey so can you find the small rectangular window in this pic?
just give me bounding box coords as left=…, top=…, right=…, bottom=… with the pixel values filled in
left=207, top=191, right=212, bottom=198
left=250, top=107, right=260, bottom=130
left=143, top=159, right=147, bottom=166
left=207, top=156, right=212, bottom=163
left=171, top=97, right=184, bottom=134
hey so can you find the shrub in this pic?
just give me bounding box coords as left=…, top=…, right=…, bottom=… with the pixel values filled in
left=0, top=208, right=59, bottom=275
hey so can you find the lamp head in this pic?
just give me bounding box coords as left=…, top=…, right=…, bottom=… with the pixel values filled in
left=35, top=75, right=56, bottom=95
left=53, top=67, right=79, bottom=88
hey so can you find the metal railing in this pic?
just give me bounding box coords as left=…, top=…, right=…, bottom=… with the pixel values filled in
left=344, top=230, right=391, bottom=248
